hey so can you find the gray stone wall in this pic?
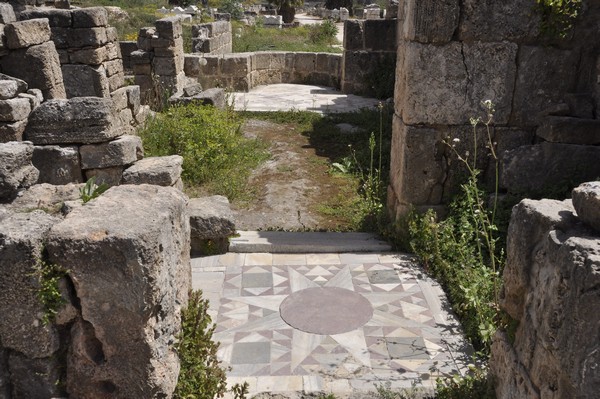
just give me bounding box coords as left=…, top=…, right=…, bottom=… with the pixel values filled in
left=133, top=16, right=186, bottom=103
left=192, top=21, right=232, bottom=55
left=185, top=51, right=341, bottom=92
left=341, top=19, right=397, bottom=98
left=490, top=182, right=600, bottom=399
left=388, top=0, right=600, bottom=218
left=18, top=7, right=125, bottom=98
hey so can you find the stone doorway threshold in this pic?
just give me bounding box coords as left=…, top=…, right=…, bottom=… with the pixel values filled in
left=192, top=232, right=473, bottom=398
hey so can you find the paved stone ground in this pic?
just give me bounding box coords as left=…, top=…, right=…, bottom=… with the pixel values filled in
left=192, top=249, right=473, bottom=398
left=229, top=84, right=381, bottom=114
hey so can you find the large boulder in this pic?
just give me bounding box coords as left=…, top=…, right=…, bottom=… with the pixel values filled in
left=0, top=141, right=39, bottom=202
left=25, top=97, right=117, bottom=145
left=492, top=198, right=600, bottom=399
left=46, top=184, right=191, bottom=398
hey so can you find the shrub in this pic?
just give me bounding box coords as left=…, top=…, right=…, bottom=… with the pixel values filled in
left=138, top=104, right=269, bottom=200
left=308, top=19, right=338, bottom=45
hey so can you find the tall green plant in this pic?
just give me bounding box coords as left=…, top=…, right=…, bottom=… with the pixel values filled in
left=408, top=100, right=504, bottom=351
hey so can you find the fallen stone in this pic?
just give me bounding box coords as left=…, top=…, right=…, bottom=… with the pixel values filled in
left=183, top=82, right=203, bottom=97
left=0, top=80, right=20, bottom=99
left=25, top=97, right=117, bottom=145
left=572, top=181, right=600, bottom=233
left=4, top=19, right=51, bottom=50
left=0, top=141, right=39, bottom=201
left=46, top=184, right=190, bottom=398
left=168, top=88, right=225, bottom=109
left=32, top=145, right=83, bottom=185
left=0, top=97, right=31, bottom=122
left=0, top=73, right=27, bottom=93
left=121, top=155, right=183, bottom=187
left=188, top=195, right=235, bottom=254
left=80, top=134, right=143, bottom=169
left=536, top=116, right=600, bottom=145
left=0, top=3, right=16, bottom=24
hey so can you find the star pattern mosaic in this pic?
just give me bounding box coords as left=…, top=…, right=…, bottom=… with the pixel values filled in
left=192, top=253, right=473, bottom=396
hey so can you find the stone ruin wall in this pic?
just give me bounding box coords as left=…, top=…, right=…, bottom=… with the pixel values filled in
left=341, top=19, right=397, bottom=97
left=388, top=0, right=600, bottom=219
left=491, top=182, right=600, bottom=398
left=186, top=51, right=342, bottom=92
left=191, top=20, right=232, bottom=55
left=0, top=2, right=194, bottom=396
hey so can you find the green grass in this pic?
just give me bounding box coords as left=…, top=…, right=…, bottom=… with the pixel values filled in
left=232, top=22, right=342, bottom=53
left=138, top=103, right=269, bottom=201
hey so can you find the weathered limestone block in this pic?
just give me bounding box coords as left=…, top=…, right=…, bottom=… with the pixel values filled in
left=0, top=41, right=66, bottom=99
left=511, top=46, right=580, bottom=126
left=80, top=135, right=143, bottom=169
left=62, top=64, right=110, bottom=98
left=67, top=27, right=108, bottom=48
left=294, top=52, right=317, bottom=73
left=0, top=97, right=31, bottom=122
left=126, top=85, right=141, bottom=114
left=397, top=41, right=517, bottom=125
left=155, top=16, right=182, bottom=40
left=0, top=73, right=27, bottom=93
left=0, top=211, right=63, bottom=398
left=25, top=97, right=117, bottom=145
left=0, top=119, right=27, bottom=142
left=121, top=155, right=183, bottom=187
left=572, top=181, right=600, bottom=232
left=459, top=0, right=541, bottom=41
left=188, top=195, right=235, bottom=254
left=168, top=88, right=226, bottom=109
left=46, top=184, right=191, bottom=399
left=492, top=198, right=600, bottom=399
left=389, top=115, right=445, bottom=206
left=5, top=183, right=81, bottom=214
left=0, top=3, right=16, bottom=24
left=20, top=8, right=71, bottom=27
left=69, top=45, right=111, bottom=65
left=500, top=142, right=600, bottom=195
left=4, top=18, right=51, bottom=49
left=0, top=79, right=20, bottom=99
left=402, top=0, right=459, bottom=43
left=344, top=20, right=364, bottom=50
left=18, top=90, right=42, bottom=110
left=85, top=166, right=124, bottom=187
left=130, top=49, right=154, bottom=66
left=536, top=116, right=600, bottom=145
left=188, top=195, right=235, bottom=240
left=110, top=86, right=128, bottom=110
left=33, top=145, right=83, bottom=185
left=500, top=199, right=577, bottom=319
left=0, top=141, right=39, bottom=201
left=72, top=7, right=108, bottom=28
left=153, top=54, right=183, bottom=76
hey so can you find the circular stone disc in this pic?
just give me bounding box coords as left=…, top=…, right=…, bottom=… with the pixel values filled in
left=279, top=287, right=373, bottom=335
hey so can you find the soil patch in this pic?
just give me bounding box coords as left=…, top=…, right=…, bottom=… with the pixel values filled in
left=232, top=119, right=357, bottom=231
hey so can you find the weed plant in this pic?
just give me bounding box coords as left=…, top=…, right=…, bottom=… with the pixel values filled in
left=407, top=101, right=503, bottom=397
left=175, top=290, right=248, bottom=399
left=32, top=258, right=68, bottom=325
left=139, top=104, right=269, bottom=201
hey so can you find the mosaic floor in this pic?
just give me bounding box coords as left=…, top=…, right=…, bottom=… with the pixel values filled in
left=192, top=252, right=473, bottom=397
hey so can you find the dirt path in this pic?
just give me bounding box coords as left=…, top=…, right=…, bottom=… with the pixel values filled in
left=232, top=119, right=353, bottom=231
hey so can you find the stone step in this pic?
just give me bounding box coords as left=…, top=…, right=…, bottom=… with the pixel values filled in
left=229, top=230, right=392, bottom=253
